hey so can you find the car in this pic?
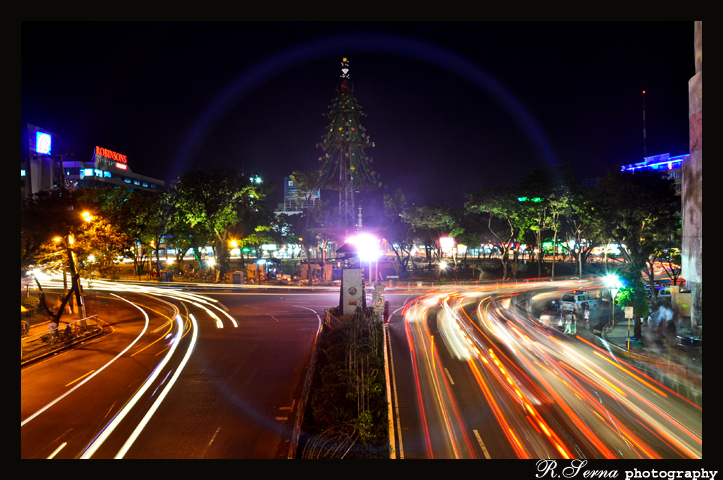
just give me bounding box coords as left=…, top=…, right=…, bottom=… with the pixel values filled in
left=657, top=286, right=672, bottom=299
left=538, top=310, right=557, bottom=324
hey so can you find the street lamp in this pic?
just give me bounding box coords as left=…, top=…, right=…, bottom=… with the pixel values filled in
left=346, top=233, right=381, bottom=283
left=603, top=274, right=623, bottom=327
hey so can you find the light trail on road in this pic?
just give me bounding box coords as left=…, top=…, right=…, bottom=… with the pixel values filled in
left=24, top=270, right=238, bottom=458
left=402, top=281, right=702, bottom=459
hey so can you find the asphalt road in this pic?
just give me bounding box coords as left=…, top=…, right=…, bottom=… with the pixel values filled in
left=22, top=276, right=702, bottom=460
left=21, top=280, right=334, bottom=459
left=384, top=281, right=702, bottom=459
left=21, top=291, right=180, bottom=459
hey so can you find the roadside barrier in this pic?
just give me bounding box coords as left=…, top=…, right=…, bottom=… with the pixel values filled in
left=21, top=315, right=103, bottom=365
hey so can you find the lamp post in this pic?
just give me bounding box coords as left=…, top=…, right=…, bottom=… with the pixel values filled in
left=348, top=233, right=381, bottom=284
left=610, top=287, right=619, bottom=327
left=604, top=274, right=622, bottom=328
left=52, top=231, right=86, bottom=325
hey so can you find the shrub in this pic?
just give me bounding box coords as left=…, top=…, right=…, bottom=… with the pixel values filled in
left=21, top=295, right=40, bottom=314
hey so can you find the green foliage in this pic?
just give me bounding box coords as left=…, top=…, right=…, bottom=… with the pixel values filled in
left=169, top=168, right=274, bottom=276
left=616, top=287, right=650, bottom=319
left=305, top=311, right=388, bottom=458
left=311, top=383, right=355, bottom=426
left=21, top=187, right=83, bottom=270
left=21, top=295, right=40, bottom=313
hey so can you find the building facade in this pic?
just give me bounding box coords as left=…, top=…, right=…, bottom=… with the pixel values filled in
left=274, top=176, right=320, bottom=215
left=682, top=21, right=702, bottom=328
left=21, top=124, right=164, bottom=197
left=620, top=152, right=686, bottom=194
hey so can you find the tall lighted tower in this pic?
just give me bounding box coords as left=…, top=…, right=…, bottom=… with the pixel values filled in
left=316, top=58, right=382, bottom=229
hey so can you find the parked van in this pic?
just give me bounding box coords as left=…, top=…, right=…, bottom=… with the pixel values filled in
left=657, top=286, right=672, bottom=300
left=560, top=290, right=600, bottom=312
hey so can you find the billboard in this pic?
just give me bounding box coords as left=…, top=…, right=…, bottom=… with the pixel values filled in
left=93, top=146, right=128, bottom=170
left=341, top=268, right=365, bottom=316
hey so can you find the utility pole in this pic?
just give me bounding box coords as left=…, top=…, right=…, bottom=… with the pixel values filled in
left=642, top=90, right=647, bottom=157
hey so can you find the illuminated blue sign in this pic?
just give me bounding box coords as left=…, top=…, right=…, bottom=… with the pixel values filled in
left=35, top=132, right=52, bottom=154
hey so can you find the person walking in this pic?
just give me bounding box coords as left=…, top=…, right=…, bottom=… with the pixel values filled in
left=564, top=310, right=576, bottom=334
left=582, top=301, right=590, bottom=322
left=383, top=301, right=390, bottom=324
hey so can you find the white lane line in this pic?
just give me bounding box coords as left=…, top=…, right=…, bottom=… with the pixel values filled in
left=21, top=293, right=150, bottom=428
left=444, top=367, right=455, bottom=385
left=473, top=429, right=491, bottom=459
left=47, top=442, right=67, bottom=459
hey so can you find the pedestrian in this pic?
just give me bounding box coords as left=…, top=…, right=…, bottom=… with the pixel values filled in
left=63, top=323, right=73, bottom=341
left=383, top=301, right=390, bottom=324
left=564, top=311, right=576, bottom=334
left=583, top=302, right=590, bottom=322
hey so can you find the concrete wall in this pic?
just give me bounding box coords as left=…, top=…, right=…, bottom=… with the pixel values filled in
left=682, top=21, right=702, bottom=328
left=671, top=287, right=691, bottom=318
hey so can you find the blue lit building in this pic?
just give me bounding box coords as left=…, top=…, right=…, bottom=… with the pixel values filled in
left=620, top=152, right=687, bottom=194
left=21, top=124, right=164, bottom=197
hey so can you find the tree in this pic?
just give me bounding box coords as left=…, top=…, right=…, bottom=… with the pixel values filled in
left=560, top=179, right=600, bottom=278
left=21, top=188, right=81, bottom=271
left=454, top=210, right=495, bottom=276
left=81, top=187, right=159, bottom=277
left=381, top=189, right=417, bottom=278
left=75, top=212, right=130, bottom=279
left=466, top=186, right=525, bottom=281
left=316, top=66, right=382, bottom=228
left=171, top=168, right=273, bottom=281
left=403, top=205, right=458, bottom=270
left=591, top=168, right=680, bottom=332
left=311, top=199, right=343, bottom=280
left=290, top=170, right=323, bottom=283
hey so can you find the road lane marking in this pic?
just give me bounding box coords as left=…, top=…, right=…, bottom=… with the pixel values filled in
left=22, top=293, right=151, bottom=429
left=473, top=429, right=491, bottom=459
left=47, top=442, right=67, bottom=459
left=208, top=427, right=220, bottom=447
left=444, top=368, right=455, bottom=385
left=66, top=370, right=96, bottom=387
left=386, top=325, right=404, bottom=459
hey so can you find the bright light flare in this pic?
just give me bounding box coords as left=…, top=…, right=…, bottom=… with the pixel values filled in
left=345, top=233, right=381, bottom=262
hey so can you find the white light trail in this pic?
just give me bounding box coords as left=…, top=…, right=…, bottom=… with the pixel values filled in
left=21, top=293, right=150, bottom=428
left=80, top=312, right=185, bottom=459
left=115, top=313, right=199, bottom=459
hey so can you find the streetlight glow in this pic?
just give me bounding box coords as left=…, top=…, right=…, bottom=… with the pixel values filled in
left=346, top=233, right=381, bottom=262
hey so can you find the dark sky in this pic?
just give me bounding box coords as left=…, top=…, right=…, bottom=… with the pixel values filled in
left=21, top=22, right=695, bottom=211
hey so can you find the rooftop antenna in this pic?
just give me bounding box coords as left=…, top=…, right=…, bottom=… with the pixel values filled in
left=642, top=90, right=647, bottom=157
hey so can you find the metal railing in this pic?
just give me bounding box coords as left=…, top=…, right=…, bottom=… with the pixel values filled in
left=21, top=315, right=103, bottom=364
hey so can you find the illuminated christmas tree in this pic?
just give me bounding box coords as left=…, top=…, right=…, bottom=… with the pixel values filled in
left=316, top=58, right=382, bottom=229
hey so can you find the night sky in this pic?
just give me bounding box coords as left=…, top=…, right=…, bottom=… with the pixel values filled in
left=21, top=22, right=695, bottom=211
